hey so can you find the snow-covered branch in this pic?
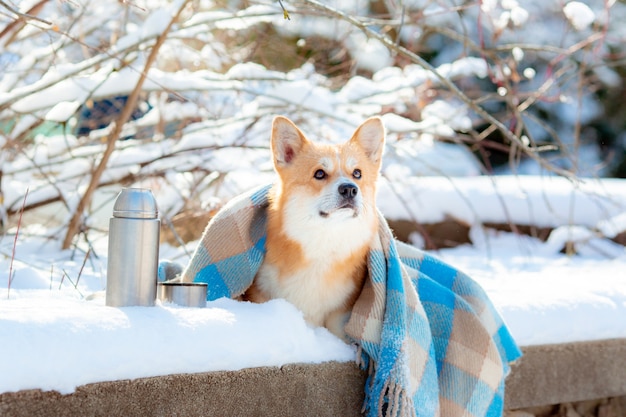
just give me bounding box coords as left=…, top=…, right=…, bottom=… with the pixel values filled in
left=0, top=0, right=625, bottom=249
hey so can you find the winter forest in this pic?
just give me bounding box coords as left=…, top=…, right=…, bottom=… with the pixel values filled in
left=2, top=0, right=626, bottom=246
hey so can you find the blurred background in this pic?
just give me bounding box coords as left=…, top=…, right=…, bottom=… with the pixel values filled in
left=1, top=0, right=625, bottom=251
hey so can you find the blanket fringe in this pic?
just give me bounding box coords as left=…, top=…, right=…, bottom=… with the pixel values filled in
left=379, top=381, right=415, bottom=417
left=357, top=345, right=414, bottom=417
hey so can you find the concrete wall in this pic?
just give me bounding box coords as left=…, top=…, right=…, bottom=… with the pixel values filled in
left=1, top=339, right=625, bottom=417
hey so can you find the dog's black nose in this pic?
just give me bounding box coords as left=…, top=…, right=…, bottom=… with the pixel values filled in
left=338, top=183, right=358, bottom=199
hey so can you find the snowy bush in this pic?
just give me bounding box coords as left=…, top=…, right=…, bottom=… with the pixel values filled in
left=0, top=0, right=625, bottom=249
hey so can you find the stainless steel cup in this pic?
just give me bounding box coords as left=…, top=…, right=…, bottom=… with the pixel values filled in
left=105, top=188, right=160, bottom=307
left=158, top=282, right=207, bottom=308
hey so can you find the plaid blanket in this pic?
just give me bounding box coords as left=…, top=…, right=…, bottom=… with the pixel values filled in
left=179, top=184, right=522, bottom=417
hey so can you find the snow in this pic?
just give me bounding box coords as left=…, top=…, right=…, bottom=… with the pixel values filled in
left=346, top=33, right=393, bottom=73
left=439, top=229, right=626, bottom=346
left=1, top=0, right=626, bottom=400
left=44, top=101, right=81, bottom=123
left=563, top=2, right=595, bottom=30
left=0, top=295, right=354, bottom=395
left=0, top=230, right=356, bottom=396
left=1, top=176, right=626, bottom=395
left=377, top=176, right=626, bottom=228
left=598, top=213, right=626, bottom=239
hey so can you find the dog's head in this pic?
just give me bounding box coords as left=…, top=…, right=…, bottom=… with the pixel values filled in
left=269, top=116, right=385, bottom=224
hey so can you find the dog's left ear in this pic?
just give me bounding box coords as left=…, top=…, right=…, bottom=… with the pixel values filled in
left=350, top=117, right=385, bottom=164
left=271, top=116, right=309, bottom=167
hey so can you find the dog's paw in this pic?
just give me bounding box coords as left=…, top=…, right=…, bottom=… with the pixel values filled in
left=157, top=260, right=184, bottom=282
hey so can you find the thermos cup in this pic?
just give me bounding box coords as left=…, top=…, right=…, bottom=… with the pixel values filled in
left=105, top=188, right=160, bottom=307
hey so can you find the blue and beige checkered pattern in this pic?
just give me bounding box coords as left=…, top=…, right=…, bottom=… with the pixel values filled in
left=180, top=184, right=522, bottom=417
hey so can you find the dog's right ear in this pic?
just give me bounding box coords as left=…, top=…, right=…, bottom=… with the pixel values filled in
left=271, top=116, right=308, bottom=167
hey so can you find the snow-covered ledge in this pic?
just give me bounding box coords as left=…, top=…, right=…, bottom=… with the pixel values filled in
left=1, top=339, right=625, bottom=416
left=2, top=176, right=626, bottom=415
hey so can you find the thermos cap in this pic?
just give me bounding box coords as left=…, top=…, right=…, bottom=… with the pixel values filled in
left=113, top=188, right=158, bottom=219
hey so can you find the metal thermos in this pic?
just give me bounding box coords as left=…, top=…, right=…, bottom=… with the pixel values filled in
left=106, top=188, right=160, bottom=307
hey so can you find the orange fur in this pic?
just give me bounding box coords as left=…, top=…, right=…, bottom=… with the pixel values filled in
left=244, top=116, right=385, bottom=341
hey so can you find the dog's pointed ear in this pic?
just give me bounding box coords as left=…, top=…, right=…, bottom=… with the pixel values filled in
left=350, top=117, right=385, bottom=164
left=271, top=116, right=308, bottom=167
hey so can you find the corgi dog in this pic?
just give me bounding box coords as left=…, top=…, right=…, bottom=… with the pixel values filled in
left=244, top=116, right=385, bottom=341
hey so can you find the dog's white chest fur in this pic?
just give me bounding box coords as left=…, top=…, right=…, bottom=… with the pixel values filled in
left=256, top=193, right=375, bottom=328
left=255, top=261, right=355, bottom=327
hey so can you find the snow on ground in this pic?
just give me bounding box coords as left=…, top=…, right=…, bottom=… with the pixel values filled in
left=1, top=176, right=625, bottom=395
left=1, top=0, right=625, bottom=400
left=378, top=175, right=626, bottom=228
left=438, top=229, right=626, bottom=346
left=0, top=229, right=355, bottom=395
left=0, top=295, right=354, bottom=395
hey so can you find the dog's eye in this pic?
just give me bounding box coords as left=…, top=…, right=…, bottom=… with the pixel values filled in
left=352, top=169, right=362, bottom=179
left=314, top=169, right=326, bottom=180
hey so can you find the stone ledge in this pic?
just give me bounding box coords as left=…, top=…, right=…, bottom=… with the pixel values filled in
left=0, top=363, right=367, bottom=417
left=1, top=339, right=625, bottom=417
left=505, top=338, right=626, bottom=410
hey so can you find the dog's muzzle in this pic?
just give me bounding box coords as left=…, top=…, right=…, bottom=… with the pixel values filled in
left=336, top=182, right=359, bottom=213
left=318, top=181, right=361, bottom=218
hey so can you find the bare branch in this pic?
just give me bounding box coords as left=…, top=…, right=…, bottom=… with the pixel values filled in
left=62, top=0, right=193, bottom=249
left=296, top=0, right=577, bottom=179
left=0, top=0, right=51, bottom=26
